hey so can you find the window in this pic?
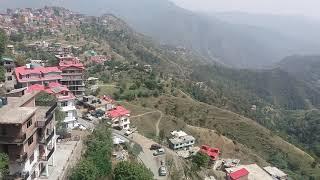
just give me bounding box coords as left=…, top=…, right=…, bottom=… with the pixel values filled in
left=0, top=127, right=7, bottom=136
left=61, top=101, right=68, bottom=107
left=7, top=76, right=12, bottom=81
left=29, top=153, right=34, bottom=164
left=26, top=74, right=30, bottom=78
left=28, top=135, right=33, bottom=146
left=6, top=68, right=12, bottom=73
left=27, top=119, right=32, bottom=128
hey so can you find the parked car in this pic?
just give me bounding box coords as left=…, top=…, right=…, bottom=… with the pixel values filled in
left=153, top=148, right=165, bottom=156
left=124, top=130, right=133, bottom=136
left=158, top=166, right=167, bottom=176
left=150, top=144, right=162, bottom=150
left=82, top=113, right=95, bottom=121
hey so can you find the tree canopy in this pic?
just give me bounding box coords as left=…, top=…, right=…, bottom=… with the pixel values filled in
left=113, top=161, right=153, bottom=180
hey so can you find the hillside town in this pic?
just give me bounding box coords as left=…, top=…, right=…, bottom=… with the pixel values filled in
left=0, top=7, right=291, bottom=180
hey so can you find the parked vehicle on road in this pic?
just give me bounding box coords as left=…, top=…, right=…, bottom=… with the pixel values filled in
left=153, top=148, right=165, bottom=156
left=159, top=166, right=167, bottom=176
left=150, top=144, right=162, bottom=150
left=124, top=130, right=133, bottom=136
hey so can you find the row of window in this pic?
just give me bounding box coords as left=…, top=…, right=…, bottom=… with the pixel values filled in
left=174, top=140, right=194, bottom=147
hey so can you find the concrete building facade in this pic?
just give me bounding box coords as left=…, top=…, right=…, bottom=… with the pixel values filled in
left=0, top=92, right=56, bottom=179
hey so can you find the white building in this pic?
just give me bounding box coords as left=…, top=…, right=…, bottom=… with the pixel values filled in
left=27, top=82, right=78, bottom=129
left=106, top=106, right=130, bottom=130
left=264, top=166, right=288, bottom=180
left=168, top=130, right=195, bottom=150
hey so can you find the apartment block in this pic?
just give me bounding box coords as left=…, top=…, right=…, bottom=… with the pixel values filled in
left=27, top=82, right=78, bottom=129
left=0, top=57, right=16, bottom=91
left=0, top=92, right=56, bottom=179
left=15, top=65, right=62, bottom=88
left=57, top=56, right=85, bottom=96
left=106, top=106, right=130, bottom=130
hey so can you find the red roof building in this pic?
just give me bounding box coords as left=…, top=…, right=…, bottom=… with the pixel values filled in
left=57, top=56, right=85, bottom=96
left=27, top=82, right=78, bottom=129
left=106, top=106, right=130, bottom=130
left=26, top=82, right=75, bottom=101
left=228, top=168, right=249, bottom=180
left=15, top=65, right=62, bottom=88
left=200, top=145, right=220, bottom=161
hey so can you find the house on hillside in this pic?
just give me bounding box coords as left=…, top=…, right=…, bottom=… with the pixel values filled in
left=200, top=145, right=220, bottom=161
left=0, top=92, right=56, bottom=179
left=0, top=57, right=16, bottom=91
left=106, top=106, right=130, bottom=130
left=263, top=166, right=288, bottom=180
left=168, top=130, right=195, bottom=151
left=57, top=56, right=85, bottom=96
left=27, top=82, right=77, bottom=129
left=226, top=164, right=273, bottom=180
left=227, top=168, right=249, bottom=180
left=15, top=65, right=62, bottom=88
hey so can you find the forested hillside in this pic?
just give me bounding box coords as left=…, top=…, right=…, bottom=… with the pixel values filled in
left=2, top=0, right=320, bottom=68
left=278, top=55, right=320, bottom=88
left=72, top=15, right=320, bottom=179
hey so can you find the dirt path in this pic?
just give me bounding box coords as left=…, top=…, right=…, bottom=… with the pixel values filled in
left=130, top=110, right=163, bottom=137
left=131, top=111, right=158, bottom=118
left=155, top=110, right=163, bottom=137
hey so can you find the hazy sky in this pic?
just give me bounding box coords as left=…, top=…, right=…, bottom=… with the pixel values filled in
left=171, top=0, right=320, bottom=18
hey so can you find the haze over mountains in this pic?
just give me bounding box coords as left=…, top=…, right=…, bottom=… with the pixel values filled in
left=2, top=0, right=320, bottom=69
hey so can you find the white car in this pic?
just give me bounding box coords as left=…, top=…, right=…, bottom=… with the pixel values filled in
left=124, top=130, right=133, bottom=136
left=159, top=166, right=167, bottom=176
left=153, top=148, right=165, bottom=156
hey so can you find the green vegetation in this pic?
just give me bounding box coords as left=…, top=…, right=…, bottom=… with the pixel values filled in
left=35, top=92, right=57, bottom=106
left=192, top=152, right=210, bottom=169
left=113, top=161, right=153, bottom=180
left=143, top=95, right=320, bottom=179
left=70, top=124, right=113, bottom=180
left=0, top=30, right=6, bottom=57
left=0, top=153, right=8, bottom=176
left=0, top=30, right=6, bottom=82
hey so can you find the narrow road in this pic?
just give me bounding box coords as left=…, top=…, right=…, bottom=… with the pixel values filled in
left=112, top=129, right=167, bottom=180
left=131, top=111, right=158, bottom=118
left=155, top=110, right=163, bottom=137
left=130, top=110, right=163, bottom=137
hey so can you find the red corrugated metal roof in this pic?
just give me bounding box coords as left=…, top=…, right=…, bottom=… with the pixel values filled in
left=58, top=56, right=85, bottom=70
left=229, top=168, right=249, bottom=180
left=107, top=106, right=130, bottom=118
left=27, top=82, right=71, bottom=95
left=200, top=145, right=220, bottom=161
left=15, top=66, right=62, bottom=83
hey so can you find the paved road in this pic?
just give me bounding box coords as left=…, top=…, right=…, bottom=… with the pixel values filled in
left=113, top=130, right=167, bottom=180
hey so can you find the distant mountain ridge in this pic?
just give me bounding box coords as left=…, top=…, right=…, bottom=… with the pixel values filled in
left=2, top=0, right=320, bottom=68
left=277, top=55, right=320, bottom=88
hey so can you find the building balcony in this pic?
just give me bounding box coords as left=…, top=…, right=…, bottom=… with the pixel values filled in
left=64, top=116, right=77, bottom=123
left=39, top=146, right=55, bottom=162
left=5, top=171, right=29, bottom=180
left=61, top=105, right=76, bottom=112
left=38, top=129, right=55, bottom=145
left=16, top=152, right=28, bottom=163
left=36, top=103, right=57, bottom=128
left=0, top=133, right=26, bottom=144
left=61, top=76, right=83, bottom=81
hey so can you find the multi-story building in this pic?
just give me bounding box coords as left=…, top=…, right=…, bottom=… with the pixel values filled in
left=0, top=57, right=16, bottom=91
left=27, top=82, right=78, bottom=129
left=58, top=56, right=85, bottom=96
left=0, top=91, right=56, bottom=179
left=106, top=106, right=130, bottom=130
left=15, top=65, right=62, bottom=88
left=168, top=130, right=195, bottom=151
